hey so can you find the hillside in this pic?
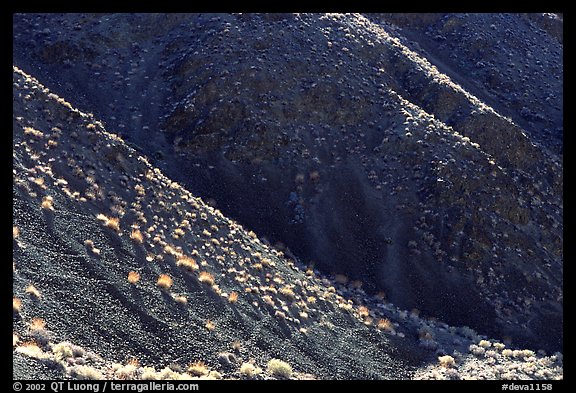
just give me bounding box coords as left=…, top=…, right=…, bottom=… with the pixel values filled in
left=12, top=63, right=563, bottom=381
left=13, top=13, right=562, bottom=380
left=13, top=65, right=422, bottom=379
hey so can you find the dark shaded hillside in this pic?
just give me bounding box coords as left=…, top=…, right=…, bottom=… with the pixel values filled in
left=13, top=12, right=562, bottom=354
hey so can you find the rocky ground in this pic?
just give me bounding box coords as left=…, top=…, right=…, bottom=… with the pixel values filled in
left=13, top=13, right=562, bottom=380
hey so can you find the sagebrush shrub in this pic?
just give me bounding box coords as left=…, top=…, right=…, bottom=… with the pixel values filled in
left=267, top=358, right=292, bottom=378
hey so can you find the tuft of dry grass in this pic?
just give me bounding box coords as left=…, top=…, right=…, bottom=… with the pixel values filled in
left=112, top=360, right=139, bottom=379
left=134, top=184, right=146, bottom=196
left=106, top=217, right=120, bottom=232
left=172, top=228, right=185, bottom=239
left=164, top=244, right=181, bottom=257
left=97, top=214, right=120, bottom=232
left=83, top=239, right=101, bottom=255
left=279, top=286, right=296, bottom=301
left=188, top=361, right=208, bottom=376
left=438, top=355, right=456, bottom=368
left=72, top=365, right=104, bottom=380
left=140, top=367, right=158, bottom=380
left=41, top=196, right=54, bottom=210
left=262, top=295, right=275, bottom=307
left=13, top=333, right=19, bottom=347
left=127, top=271, right=140, bottom=284
left=13, top=297, right=22, bottom=313
left=29, top=318, right=46, bottom=331
left=24, top=127, right=44, bottom=138
left=228, top=291, right=239, bottom=304
left=198, top=271, right=215, bottom=286
left=376, top=318, right=394, bottom=332
left=25, top=285, right=41, bottom=299
left=15, top=341, right=47, bottom=359
left=267, top=358, right=293, bottom=379
left=174, top=295, right=188, bottom=305
left=13, top=226, right=19, bottom=239
left=231, top=340, right=242, bottom=352
left=176, top=256, right=199, bottom=272
left=478, top=339, right=492, bottom=348
left=205, top=319, right=216, bottom=331
left=239, top=362, right=262, bottom=378
left=52, top=342, right=74, bottom=361
left=127, top=357, right=140, bottom=367
left=130, top=228, right=144, bottom=243
left=358, top=306, right=370, bottom=317
left=157, top=274, right=173, bottom=289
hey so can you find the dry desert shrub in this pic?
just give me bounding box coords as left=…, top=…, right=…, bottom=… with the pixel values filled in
left=240, top=362, right=262, bottom=378
left=228, top=291, right=239, bottom=304
left=376, top=318, right=394, bottom=332
left=266, top=358, right=293, bottom=378
left=205, top=320, right=216, bottom=331
left=176, top=256, right=198, bottom=272
left=127, top=271, right=140, bottom=284
left=13, top=297, right=22, bottom=313
left=41, top=196, right=54, bottom=210
left=198, top=271, right=215, bottom=285
left=157, top=274, right=173, bottom=289
left=174, top=295, right=187, bottom=305
left=188, top=361, right=208, bottom=376
left=438, top=355, right=456, bottom=368
left=130, top=228, right=144, bottom=243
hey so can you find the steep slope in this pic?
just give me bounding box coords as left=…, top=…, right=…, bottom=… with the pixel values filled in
left=13, top=66, right=421, bottom=380
left=12, top=12, right=562, bottom=354
left=366, top=13, right=563, bottom=154
left=13, top=66, right=564, bottom=382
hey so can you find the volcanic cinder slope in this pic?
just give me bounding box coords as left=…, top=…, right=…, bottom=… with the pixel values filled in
left=12, top=64, right=564, bottom=382
left=13, top=66, right=420, bottom=380
left=13, top=12, right=562, bottom=367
